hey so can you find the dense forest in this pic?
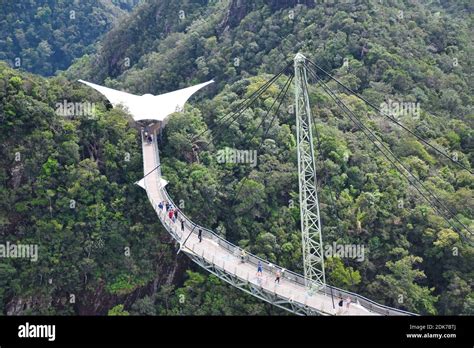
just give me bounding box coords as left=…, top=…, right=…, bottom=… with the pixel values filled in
left=1, top=0, right=472, bottom=316
left=0, top=0, right=140, bottom=76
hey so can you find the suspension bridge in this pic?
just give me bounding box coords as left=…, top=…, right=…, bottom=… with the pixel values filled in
left=79, top=53, right=470, bottom=316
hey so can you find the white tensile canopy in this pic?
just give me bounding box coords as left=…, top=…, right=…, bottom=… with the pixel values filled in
left=78, top=78, right=212, bottom=190
left=78, top=79, right=214, bottom=122
left=135, top=177, right=168, bottom=190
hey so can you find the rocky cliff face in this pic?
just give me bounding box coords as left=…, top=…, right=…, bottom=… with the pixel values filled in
left=219, top=0, right=316, bottom=30
left=218, top=0, right=255, bottom=30
left=6, top=233, right=188, bottom=315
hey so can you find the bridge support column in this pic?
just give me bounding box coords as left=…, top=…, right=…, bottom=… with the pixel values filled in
left=294, top=53, right=326, bottom=292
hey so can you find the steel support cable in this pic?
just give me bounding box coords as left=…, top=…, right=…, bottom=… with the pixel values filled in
left=182, top=73, right=294, bottom=249
left=305, top=59, right=473, bottom=174
left=199, top=67, right=292, bottom=149
left=180, top=223, right=198, bottom=252
left=310, top=69, right=472, bottom=242
left=171, top=67, right=292, bottom=246
left=311, top=104, right=344, bottom=312
left=181, top=76, right=295, bottom=253
left=305, top=63, right=452, bottom=211
left=307, top=64, right=472, bottom=239
left=305, top=70, right=342, bottom=229
left=303, top=64, right=324, bottom=173
left=192, top=62, right=293, bottom=144
left=141, top=163, right=161, bottom=180
left=306, top=65, right=472, bottom=241
left=237, top=73, right=295, bottom=157
left=230, top=74, right=294, bottom=208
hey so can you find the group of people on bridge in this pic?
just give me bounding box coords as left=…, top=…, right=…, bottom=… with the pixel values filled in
left=156, top=199, right=354, bottom=313
left=249, top=259, right=284, bottom=285
left=142, top=125, right=155, bottom=144
left=158, top=199, right=286, bottom=285
left=156, top=199, right=356, bottom=315
left=158, top=201, right=180, bottom=223
left=144, top=131, right=153, bottom=144
left=157, top=201, right=203, bottom=243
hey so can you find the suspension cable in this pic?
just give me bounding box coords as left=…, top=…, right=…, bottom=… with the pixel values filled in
left=306, top=63, right=472, bottom=242
left=305, top=59, right=473, bottom=174
left=200, top=67, right=292, bottom=148
left=308, top=79, right=342, bottom=227
left=192, top=62, right=292, bottom=145
left=231, top=74, right=294, bottom=208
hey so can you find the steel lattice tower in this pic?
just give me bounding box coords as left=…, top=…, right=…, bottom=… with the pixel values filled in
left=294, top=53, right=326, bottom=291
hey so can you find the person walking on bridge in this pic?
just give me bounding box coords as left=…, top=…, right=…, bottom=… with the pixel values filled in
left=180, top=218, right=185, bottom=232
left=337, top=296, right=344, bottom=315
left=174, top=209, right=179, bottom=221
left=257, top=261, right=263, bottom=277
left=240, top=249, right=246, bottom=263
left=198, top=228, right=202, bottom=243
left=275, top=270, right=281, bottom=284
left=168, top=209, right=174, bottom=221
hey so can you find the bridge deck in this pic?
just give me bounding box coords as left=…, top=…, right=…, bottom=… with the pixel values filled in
left=141, top=136, right=412, bottom=316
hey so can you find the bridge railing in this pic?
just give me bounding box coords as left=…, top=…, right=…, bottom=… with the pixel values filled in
left=147, top=133, right=415, bottom=316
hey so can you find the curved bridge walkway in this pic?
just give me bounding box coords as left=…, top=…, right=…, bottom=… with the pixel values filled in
left=141, top=131, right=415, bottom=316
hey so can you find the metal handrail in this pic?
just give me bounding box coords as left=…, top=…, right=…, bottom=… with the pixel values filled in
left=146, top=132, right=416, bottom=316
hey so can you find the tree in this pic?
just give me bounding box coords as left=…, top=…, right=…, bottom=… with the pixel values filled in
left=108, top=304, right=129, bottom=316
left=374, top=255, right=438, bottom=314
left=325, top=257, right=361, bottom=291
